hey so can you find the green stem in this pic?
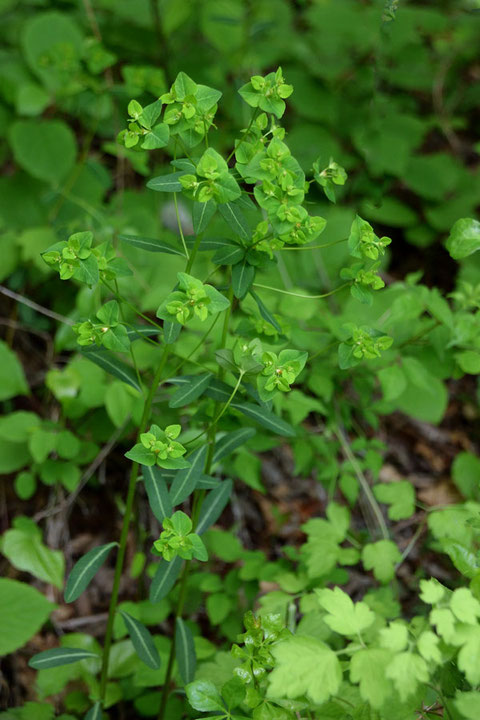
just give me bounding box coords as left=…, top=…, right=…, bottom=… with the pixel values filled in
left=102, top=279, right=164, bottom=332
left=184, top=233, right=202, bottom=275
left=174, top=141, right=189, bottom=259
left=226, top=107, right=259, bottom=162
left=398, top=319, right=441, bottom=348
left=253, top=281, right=351, bottom=300
left=279, top=237, right=347, bottom=251
left=99, top=346, right=170, bottom=703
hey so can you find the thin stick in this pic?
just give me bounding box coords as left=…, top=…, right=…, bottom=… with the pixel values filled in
left=0, top=285, right=73, bottom=325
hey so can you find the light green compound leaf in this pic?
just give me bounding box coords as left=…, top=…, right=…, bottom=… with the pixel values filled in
left=268, top=635, right=342, bottom=705
left=143, top=465, right=172, bottom=522
left=193, top=200, right=216, bottom=235
left=176, top=617, right=196, bottom=684
left=0, top=341, right=29, bottom=400
left=29, top=648, right=100, bottom=669
left=119, top=610, right=160, bottom=669
left=373, top=482, right=415, bottom=521
left=350, top=648, right=393, bottom=708
left=231, top=401, right=295, bottom=437
left=168, top=373, right=213, bottom=408
left=81, top=347, right=141, bottom=391
left=218, top=201, right=251, bottom=241
left=458, top=627, right=480, bottom=684
left=446, top=218, right=480, bottom=259
left=362, top=540, right=402, bottom=583
left=169, top=446, right=207, bottom=506
left=64, top=542, right=117, bottom=603
left=9, top=120, right=76, bottom=185
left=316, top=586, right=375, bottom=635
left=119, top=233, right=184, bottom=255
left=385, top=652, right=429, bottom=702
left=149, top=556, right=183, bottom=603
left=450, top=587, right=480, bottom=625
left=196, top=480, right=233, bottom=535
left=378, top=364, right=407, bottom=401
left=455, top=691, right=480, bottom=720
left=0, top=578, right=53, bottom=655
left=2, top=526, right=64, bottom=589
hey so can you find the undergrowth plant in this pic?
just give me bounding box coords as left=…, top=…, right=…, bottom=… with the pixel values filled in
left=5, top=68, right=480, bottom=720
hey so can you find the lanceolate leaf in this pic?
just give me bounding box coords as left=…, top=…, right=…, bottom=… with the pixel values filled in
left=82, top=347, right=141, bottom=391
left=168, top=373, right=213, bottom=408
left=119, top=234, right=184, bottom=256
left=196, top=480, right=233, bottom=535
left=232, top=401, right=296, bottom=437
left=193, top=200, right=216, bottom=234
left=143, top=465, right=172, bottom=522
left=232, top=261, right=255, bottom=299
left=147, top=171, right=187, bottom=192
left=29, top=648, right=100, bottom=669
left=163, top=320, right=182, bottom=344
left=65, top=542, right=117, bottom=603
left=212, top=243, right=245, bottom=266
left=212, top=428, right=256, bottom=464
left=170, top=446, right=207, bottom=506
left=197, top=474, right=222, bottom=489
left=250, top=290, right=282, bottom=332
left=119, top=611, right=161, bottom=669
left=176, top=617, right=196, bottom=684
left=84, top=702, right=102, bottom=720
left=149, top=556, right=183, bottom=602
left=219, top=201, right=251, bottom=242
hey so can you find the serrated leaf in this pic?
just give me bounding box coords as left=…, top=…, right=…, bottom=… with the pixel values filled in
left=196, top=480, right=233, bottom=535
left=249, top=290, right=281, bottom=332
left=168, top=373, right=213, bottom=408
left=350, top=648, right=393, bottom=708
left=362, top=540, right=402, bottom=583
left=212, top=428, right=256, bottom=464
left=29, top=647, right=100, bottom=669
left=119, top=234, right=184, bottom=255
left=150, top=556, right=183, bottom=603
left=231, top=401, right=295, bottom=437
left=232, top=261, right=255, bottom=299
left=176, top=617, right=196, bottom=684
left=219, top=201, right=251, bottom=241
left=81, top=347, right=141, bottom=391
left=170, top=446, right=207, bottom=506
left=143, top=465, right=172, bottom=522
left=120, top=610, right=160, bottom=669
left=65, top=542, right=117, bottom=603
left=193, top=200, right=216, bottom=235
left=147, top=171, right=186, bottom=192
left=385, top=652, right=428, bottom=701
left=316, top=586, right=375, bottom=635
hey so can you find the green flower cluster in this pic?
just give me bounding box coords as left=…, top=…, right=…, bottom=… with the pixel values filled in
left=153, top=511, right=207, bottom=562
left=160, top=71, right=222, bottom=147
left=125, top=424, right=189, bottom=470
left=73, top=300, right=130, bottom=353
left=259, top=349, right=308, bottom=400
left=179, top=147, right=241, bottom=204
left=43, top=232, right=131, bottom=286
left=339, top=325, right=393, bottom=369
left=232, top=611, right=289, bottom=687
left=313, top=157, right=348, bottom=203
left=238, top=67, right=293, bottom=118
left=156, top=272, right=230, bottom=326
left=118, top=98, right=169, bottom=150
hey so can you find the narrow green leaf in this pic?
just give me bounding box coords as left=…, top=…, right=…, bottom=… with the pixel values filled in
left=29, top=647, right=100, bottom=669
left=163, top=321, right=182, bottom=344
left=170, top=446, right=207, bottom=505
left=126, top=325, right=159, bottom=340
left=232, top=261, right=255, bottom=299
left=213, top=243, right=245, bottom=266
left=197, top=474, right=222, bottom=489
left=119, top=610, right=161, bottom=669
left=149, top=556, right=183, bottom=602
left=147, top=171, right=186, bottom=192
left=250, top=290, right=281, bottom=332
left=81, top=347, right=141, bottom=391
left=119, top=234, right=184, bottom=256
left=212, top=428, right=256, bottom=464
left=143, top=465, right=172, bottom=522
left=196, top=480, right=233, bottom=535
left=186, top=237, right=238, bottom=251
left=219, top=201, right=251, bottom=241
left=65, top=542, right=117, bottom=603
left=176, top=617, right=196, bottom=684
left=84, top=702, right=102, bottom=720
left=193, top=200, right=216, bottom=235
left=168, top=373, right=213, bottom=408
left=231, top=401, right=295, bottom=437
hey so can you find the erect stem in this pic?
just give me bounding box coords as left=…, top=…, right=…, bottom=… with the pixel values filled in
left=99, top=346, right=170, bottom=703
left=252, top=282, right=351, bottom=300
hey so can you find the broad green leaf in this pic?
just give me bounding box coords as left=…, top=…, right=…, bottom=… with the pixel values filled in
left=169, top=446, right=207, bottom=505
left=362, top=540, right=401, bottom=583
left=455, top=691, right=480, bottom=720
left=168, top=373, right=213, bottom=408
left=193, top=200, right=216, bottom=234
left=186, top=679, right=223, bottom=712
left=64, top=542, right=117, bottom=603
left=458, top=627, right=480, bottom=684
left=231, top=401, right=295, bottom=437
left=176, top=617, right=196, bottom=684
left=249, top=291, right=282, bottom=332
left=451, top=451, right=480, bottom=500
left=373, top=482, right=415, bottom=520
left=0, top=578, right=53, bottom=655
left=143, top=465, right=172, bottom=522
left=81, top=347, right=141, bottom=391
left=450, top=587, right=480, bottom=624
left=212, top=242, right=245, bottom=266
left=147, top=171, right=186, bottom=192
left=9, top=120, right=76, bottom=185
left=119, top=234, right=184, bottom=255
left=29, top=648, right=100, bottom=669
left=119, top=611, right=160, bottom=669
left=456, top=350, right=480, bottom=374
left=0, top=341, right=28, bottom=400
left=84, top=703, right=102, bottom=720
left=446, top=218, right=480, bottom=259
left=212, top=428, right=256, bottom=464
left=268, top=635, right=342, bottom=705
left=316, top=587, right=374, bottom=635
left=350, top=648, right=393, bottom=708
left=196, top=480, right=233, bottom=535
left=385, top=652, right=428, bottom=701
left=149, top=556, right=183, bottom=603
left=378, top=365, right=407, bottom=401
left=2, top=525, right=64, bottom=589
left=232, top=261, right=255, bottom=299
left=142, top=122, right=170, bottom=149
left=219, top=201, right=251, bottom=241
